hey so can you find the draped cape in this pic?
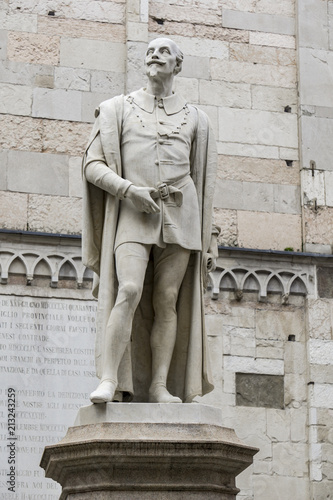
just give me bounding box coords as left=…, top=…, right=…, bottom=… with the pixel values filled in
left=82, top=94, right=217, bottom=402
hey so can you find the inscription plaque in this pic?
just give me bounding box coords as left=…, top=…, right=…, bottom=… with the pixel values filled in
left=0, top=295, right=99, bottom=498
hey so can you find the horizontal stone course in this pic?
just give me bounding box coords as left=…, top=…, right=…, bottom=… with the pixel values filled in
left=199, top=80, right=251, bottom=108
left=8, top=0, right=125, bottom=24
left=230, top=42, right=296, bottom=66
left=0, top=30, right=7, bottom=61
left=0, top=59, right=54, bottom=87
left=90, top=70, right=125, bottom=94
left=149, top=2, right=220, bottom=26
left=60, top=38, right=126, bottom=72
left=37, top=16, right=126, bottom=41
left=28, top=194, right=82, bottom=234
left=217, top=155, right=299, bottom=185
left=222, top=0, right=295, bottom=17
left=0, top=82, right=32, bottom=115
left=32, top=87, right=82, bottom=121
left=217, top=141, right=280, bottom=160
left=148, top=18, right=250, bottom=43
left=252, top=85, right=297, bottom=113
left=7, top=150, right=69, bottom=196
left=0, top=10, right=37, bottom=32
left=250, top=31, right=296, bottom=48
left=167, top=34, right=229, bottom=59
left=0, top=115, right=91, bottom=156
left=218, top=107, right=298, bottom=148
left=54, top=67, right=90, bottom=91
left=237, top=211, right=302, bottom=251
left=222, top=9, right=295, bottom=35
left=211, top=59, right=296, bottom=88
left=7, top=32, right=60, bottom=65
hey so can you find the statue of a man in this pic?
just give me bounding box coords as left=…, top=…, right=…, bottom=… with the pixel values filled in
left=82, top=37, right=218, bottom=404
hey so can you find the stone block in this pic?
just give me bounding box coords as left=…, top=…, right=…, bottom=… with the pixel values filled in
left=181, top=55, right=210, bottom=80
left=0, top=30, right=7, bottom=61
left=126, top=40, right=147, bottom=93
left=308, top=298, right=332, bottom=339
left=249, top=31, right=296, bottom=48
left=251, top=85, right=297, bottom=113
left=42, top=120, right=91, bottom=156
left=255, top=0, right=295, bottom=16
left=230, top=42, right=296, bottom=66
left=256, top=339, right=284, bottom=360
left=214, top=179, right=273, bottom=212
left=226, top=306, right=255, bottom=329
left=237, top=211, right=302, bottom=251
left=224, top=356, right=284, bottom=375
left=213, top=207, right=238, bottom=246
left=90, top=70, right=125, bottom=95
left=10, top=0, right=125, bottom=24
left=325, top=171, right=333, bottom=206
left=28, top=195, right=82, bottom=234
left=284, top=343, right=307, bottom=375
left=7, top=150, right=69, bottom=196
left=0, top=150, right=7, bottom=190
left=127, top=21, right=148, bottom=42
left=279, top=148, right=299, bottom=161
left=218, top=155, right=300, bottom=185
left=81, top=91, right=111, bottom=123
left=310, top=364, right=333, bottom=384
left=317, top=266, right=333, bottom=298
left=199, top=80, right=251, bottom=108
left=54, top=67, right=90, bottom=91
left=69, top=157, right=83, bottom=198
left=218, top=107, right=298, bottom=148
left=236, top=373, right=284, bottom=409
left=60, top=38, right=126, bottom=72
left=0, top=10, right=37, bottom=32
left=149, top=2, right=220, bottom=26
left=313, top=384, right=333, bottom=409
left=174, top=77, right=199, bottom=104
left=222, top=9, right=295, bottom=35
left=0, top=83, right=32, bottom=116
left=0, top=115, right=43, bottom=152
left=7, top=32, right=59, bottom=65
left=35, top=74, right=54, bottom=88
left=241, top=433, right=272, bottom=461
left=256, top=309, right=304, bottom=342
left=290, top=407, right=307, bottom=442
left=304, top=206, right=333, bottom=246
left=272, top=442, right=308, bottom=477
left=284, top=373, right=307, bottom=406
left=37, top=16, right=126, bottom=42
left=301, top=116, right=333, bottom=171
left=297, top=0, right=329, bottom=50
left=224, top=406, right=267, bottom=440
left=211, top=59, right=296, bottom=88
left=310, top=339, right=333, bottom=365
left=267, top=408, right=291, bottom=441
left=299, top=48, right=333, bottom=107
left=253, top=476, right=309, bottom=500
left=167, top=34, right=229, bottom=60
left=32, top=88, right=82, bottom=122
left=217, top=141, right=279, bottom=159
left=205, top=314, right=224, bottom=338
left=0, top=191, right=28, bottom=230
left=0, top=59, right=54, bottom=87
left=273, top=184, right=301, bottom=214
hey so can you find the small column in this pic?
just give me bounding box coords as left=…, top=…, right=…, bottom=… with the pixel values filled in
left=40, top=404, right=258, bottom=500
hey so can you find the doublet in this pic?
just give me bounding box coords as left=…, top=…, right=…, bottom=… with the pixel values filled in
left=85, top=88, right=202, bottom=251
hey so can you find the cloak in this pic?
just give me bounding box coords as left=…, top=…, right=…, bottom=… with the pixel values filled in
left=82, top=94, right=217, bottom=403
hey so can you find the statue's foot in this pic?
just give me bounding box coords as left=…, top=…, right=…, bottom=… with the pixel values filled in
left=149, top=384, right=182, bottom=403
left=90, top=379, right=117, bottom=404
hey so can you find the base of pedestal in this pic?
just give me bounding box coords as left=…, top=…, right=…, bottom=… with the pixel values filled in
left=40, top=404, right=258, bottom=500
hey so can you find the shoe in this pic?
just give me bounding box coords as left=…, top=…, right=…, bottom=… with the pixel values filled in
left=90, top=379, right=117, bottom=404
left=149, top=384, right=182, bottom=403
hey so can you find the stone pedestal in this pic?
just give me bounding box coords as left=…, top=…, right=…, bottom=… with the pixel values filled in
left=40, top=404, right=258, bottom=500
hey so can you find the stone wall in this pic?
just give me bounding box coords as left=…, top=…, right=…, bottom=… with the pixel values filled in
left=0, top=0, right=302, bottom=252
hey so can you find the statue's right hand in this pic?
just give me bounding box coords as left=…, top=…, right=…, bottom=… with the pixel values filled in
left=126, top=185, right=160, bottom=214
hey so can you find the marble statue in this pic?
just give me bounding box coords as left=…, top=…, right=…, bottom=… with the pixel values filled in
left=82, top=37, right=219, bottom=404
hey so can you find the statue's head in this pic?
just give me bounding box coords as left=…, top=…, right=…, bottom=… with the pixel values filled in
left=145, top=38, right=183, bottom=79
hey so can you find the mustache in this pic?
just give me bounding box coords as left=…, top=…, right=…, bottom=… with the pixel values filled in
left=146, top=60, right=166, bottom=66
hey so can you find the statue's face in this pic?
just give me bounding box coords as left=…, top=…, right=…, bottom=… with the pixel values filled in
left=145, top=38, right=180, bottom=79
